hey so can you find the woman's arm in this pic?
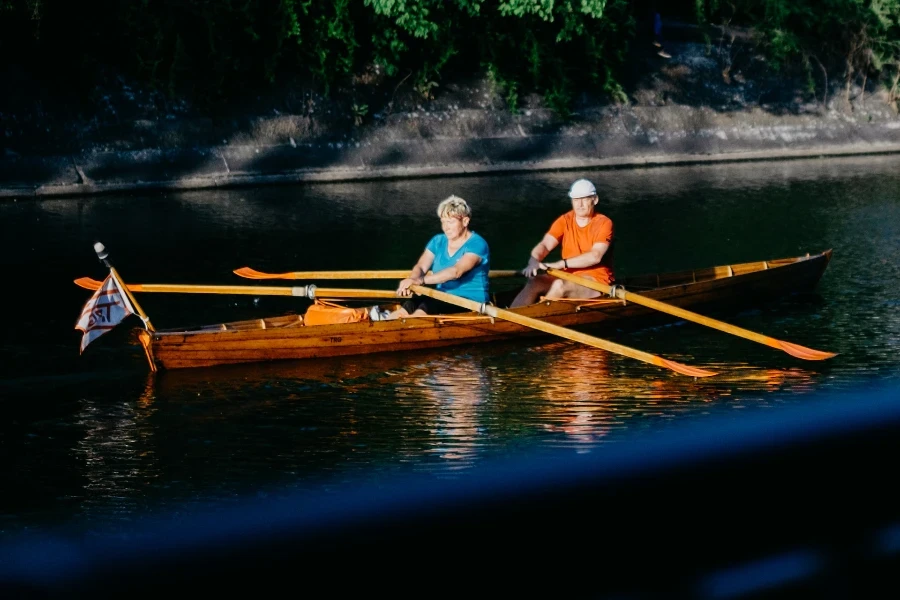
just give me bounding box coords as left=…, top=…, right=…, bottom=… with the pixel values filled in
left=424, top=252, right=482, bottom=285
left=397, top=250, right=435, bottom=295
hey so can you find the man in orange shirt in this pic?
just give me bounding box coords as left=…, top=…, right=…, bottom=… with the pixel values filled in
left=510, top=178, right=614, bottom=307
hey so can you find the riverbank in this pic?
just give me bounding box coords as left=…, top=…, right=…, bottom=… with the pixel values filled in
left=3, top=35, right=900, bottom=199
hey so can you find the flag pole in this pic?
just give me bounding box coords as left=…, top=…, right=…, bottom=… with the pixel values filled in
left=93, top=242, right=155, bottom=333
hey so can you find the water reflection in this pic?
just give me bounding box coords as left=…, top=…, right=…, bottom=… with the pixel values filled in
left=532, top=344, right=614, bottom=450
left=72, top=375, right=159, bottom=526
left=516, top=341, right=827, bottom=451
left=409, top=358, right=488, bottom=467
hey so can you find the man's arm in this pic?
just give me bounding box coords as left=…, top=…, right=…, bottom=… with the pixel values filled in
left=523, top=234, right=559, bottom=276
left=544, top=241, right=609, bottom=270
left=530, top=234, right=559, bottom=262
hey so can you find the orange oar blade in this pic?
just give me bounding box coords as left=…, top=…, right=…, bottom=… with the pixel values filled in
left=776, top=340, right=838, bottom=361
left=233, top=267, right=293, bottom=280
left=75, top=277, right=147, bottom=292
left=74, top=277, right=102, bottom=290
left=658, top=358, right=718, bottom=378
left=546, top=267, right=837, bottom=363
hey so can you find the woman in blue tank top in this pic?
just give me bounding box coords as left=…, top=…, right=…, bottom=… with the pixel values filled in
left=371, top=195, right=490, bottom=320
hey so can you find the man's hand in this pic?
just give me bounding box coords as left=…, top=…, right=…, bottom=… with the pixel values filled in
left=522, top=256, right=544, bottom=278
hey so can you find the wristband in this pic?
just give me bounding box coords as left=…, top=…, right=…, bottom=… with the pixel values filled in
left=563, top=259, right=568, bottom=269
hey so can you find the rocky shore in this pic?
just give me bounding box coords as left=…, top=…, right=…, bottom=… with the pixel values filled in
left=3, top=35, right=900, bottom=199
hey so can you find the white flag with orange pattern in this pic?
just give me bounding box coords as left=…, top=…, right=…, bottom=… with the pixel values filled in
left=74, top=273, right=136, bottom=353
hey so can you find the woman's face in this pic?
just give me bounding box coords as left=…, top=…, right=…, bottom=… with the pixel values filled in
left=441, top=214, right=470, bottom=240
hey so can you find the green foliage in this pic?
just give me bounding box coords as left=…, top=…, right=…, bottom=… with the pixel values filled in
left=498, top=0, right=608, bottom=43
left=370, top=27, right=406, bottom=77
left=413, top=42, right=457, bottom=100
left=8, top=0, right=896, bottom=117
left=351, top=102, right=369, bottom=125
left=305, top=0, right=359, bottom=93
left=365, top=0, right=445, bottom=39
left=544, top=82, right=573, bottom=120
left=603, top=67, right=628, bottom=105
left=697, top=0, right=900, bottom=105
left=0, top=0, right=632, bottom=118
left=485, top=62, right=519, bottom=113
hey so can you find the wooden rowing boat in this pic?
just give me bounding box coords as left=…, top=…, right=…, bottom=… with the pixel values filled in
left=132, top=250, right=833, bottom=371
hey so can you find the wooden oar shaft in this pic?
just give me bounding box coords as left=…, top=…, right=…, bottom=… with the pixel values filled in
left=545, top=268, right=836, bottom=361
left=233, top=267, right=521, bottom=281
left=258, top=270, right=413, bottom=280
left=311, top=288, right=399, bottom=299
left=109, top=267, right=155, bottom=332
left=409, top=285, right=716, bottom=377
left=74, top=278, right=399, bottom=299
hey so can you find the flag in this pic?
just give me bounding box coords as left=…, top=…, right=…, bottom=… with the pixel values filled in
left=74, top=272, right=136, bottom=353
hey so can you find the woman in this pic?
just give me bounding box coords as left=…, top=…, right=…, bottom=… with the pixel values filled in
left=371, top=195, right=490, bottom=320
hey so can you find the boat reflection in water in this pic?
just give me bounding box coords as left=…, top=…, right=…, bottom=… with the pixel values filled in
left=142, top=337, right=825, bottom=462
left=57, top=335, right=826, bottom=531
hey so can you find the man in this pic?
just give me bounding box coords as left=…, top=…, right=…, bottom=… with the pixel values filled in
left=509, top=178, right=614, bottom=308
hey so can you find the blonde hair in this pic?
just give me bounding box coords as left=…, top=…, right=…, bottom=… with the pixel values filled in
left=436, top=195, right=472, bottom=219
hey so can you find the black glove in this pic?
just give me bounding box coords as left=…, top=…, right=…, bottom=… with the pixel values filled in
left=522, top=256, right=542, bottom=278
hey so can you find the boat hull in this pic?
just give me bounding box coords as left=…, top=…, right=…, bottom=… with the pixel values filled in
left=138, top=251, right=832, bottom=370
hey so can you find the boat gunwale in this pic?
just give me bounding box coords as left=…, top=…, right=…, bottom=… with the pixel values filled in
left=148, top=250, right=830, bottom=339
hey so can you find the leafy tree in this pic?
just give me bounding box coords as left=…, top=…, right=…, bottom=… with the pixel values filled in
left=699, top=0, right=900, bottom=108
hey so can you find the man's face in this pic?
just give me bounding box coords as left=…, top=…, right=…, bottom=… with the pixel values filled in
left=571, top=194, right=598, bottom=218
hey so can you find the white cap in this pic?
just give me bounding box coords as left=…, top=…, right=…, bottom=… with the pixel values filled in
left=568, top=178, right=597, bottom=199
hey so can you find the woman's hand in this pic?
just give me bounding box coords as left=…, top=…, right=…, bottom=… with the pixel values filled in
left=397, top=276, right=424, bottom=297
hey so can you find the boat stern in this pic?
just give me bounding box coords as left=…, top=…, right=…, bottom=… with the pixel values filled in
left=137, top=329, right=159, bottom=373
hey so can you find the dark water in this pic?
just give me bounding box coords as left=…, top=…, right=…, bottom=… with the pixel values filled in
left=2, top=154, right=899, bottom=537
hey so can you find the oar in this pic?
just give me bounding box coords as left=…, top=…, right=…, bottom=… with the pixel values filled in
left=233, top=267, right=521, bottom=280
left=408, top=284, right=717, bottom=378
left=544, top=268, right=837, bottom=361
left=73, top=277, right=399, bottom=299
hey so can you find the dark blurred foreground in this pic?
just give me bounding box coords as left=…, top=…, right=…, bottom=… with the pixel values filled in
left=3, top=381, right=899, bottom=598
